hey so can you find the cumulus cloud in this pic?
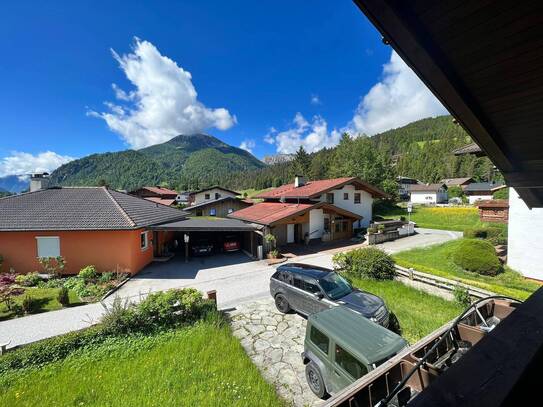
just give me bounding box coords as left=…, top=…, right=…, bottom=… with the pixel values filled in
left=263, top=127, right=277, bottom=144
left=348, top=51, right=447, bottom=135
left=265, top=51, right=446, bottom=154
left=310, top=94, right=321, bottom=105
left=89, top=38, right=236, bottom=149
left=0, top=151, right=75, bottom=178
left=265, top=113, right=341, bottom=154
left=239, top=139, right=256, bottom=154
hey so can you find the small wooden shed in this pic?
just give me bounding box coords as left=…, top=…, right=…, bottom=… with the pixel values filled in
left=476, top=199, right=509, bottom=223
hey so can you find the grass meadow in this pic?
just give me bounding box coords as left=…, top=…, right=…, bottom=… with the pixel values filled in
left=0, top=321, right=283, bottom=407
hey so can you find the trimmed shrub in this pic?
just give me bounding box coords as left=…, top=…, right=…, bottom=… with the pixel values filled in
left=333, top=248, right=395, bottom=280
left=57, top=286, right=70, bottom=306
left=453, top=285, right=471, bottom=307
left=100, top=297, right=140, bottom=335
left=452, top=239, right=502, bottom=276
left=99, top=272, right=115, bottom=283
left=493, top=188, right=509, bottom=200
left=464, top=227, right=506, bottom=245
left=21, top=295, right=40, bottom=314
left=15, top=272, right=41, bottom=287
left=78, top=265, right=98, bottom=282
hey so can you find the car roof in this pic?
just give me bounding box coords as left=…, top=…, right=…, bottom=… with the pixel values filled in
left=276, top=263, right=332, bottom=279
left=308, top=306, right=407, bottom=365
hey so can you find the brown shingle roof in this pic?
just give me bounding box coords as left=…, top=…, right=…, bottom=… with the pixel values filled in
left=0, top=187, right=188, bottom=231
left=408, top=183, right=447, bottom=192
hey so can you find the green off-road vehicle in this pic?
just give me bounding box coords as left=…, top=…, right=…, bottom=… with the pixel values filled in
left=302, top=306, right=407, bottom=399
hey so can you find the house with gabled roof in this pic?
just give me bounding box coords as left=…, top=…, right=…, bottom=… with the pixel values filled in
left=0, top=187, right=188, bottom=275
left=129, top=186, right=179, bottom=207
left=408, top=183, right=448, bottom=204
left=189, top=186, right=240, bottom=206
left=229, top=176, right=388, bottom=246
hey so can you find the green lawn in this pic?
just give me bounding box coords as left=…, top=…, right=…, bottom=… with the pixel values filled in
left=393, top=240, right=540, bottom=300
left=376, top=204, right=506, bottom=233
left=0, top=288, right=82, bottom=321
left=350, top=277, right=463, bottom=344
left=0, top=321, right=283, bottom=407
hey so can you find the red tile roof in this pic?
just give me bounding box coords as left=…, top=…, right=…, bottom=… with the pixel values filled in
left=144, top=197, right=177, bottom=206
left=228, top=201, right=362, bottom=226
left=255, top=177, right=387, bottom=199
left=139, top=186, right=178, bottom=196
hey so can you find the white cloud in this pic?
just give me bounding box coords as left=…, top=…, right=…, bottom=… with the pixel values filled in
left=89, top=38, right=236, bottom=149
left=265, top=51, right=446, bottom=155
left=265, top=113, right=341, bottom=154
left=0, top=151, right=75, bottom=178
left=348, top=51, right=447, bottom=135
left=263, top=127, right=277, bottom=144
left=310, top=94, right=321, bottom=105
left=239, top=139, right=256, bottom=154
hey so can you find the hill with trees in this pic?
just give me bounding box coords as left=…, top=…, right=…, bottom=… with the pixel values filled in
left=49, top=134, right=265, bottom=191
left=217, top=115, right=496, bottom=196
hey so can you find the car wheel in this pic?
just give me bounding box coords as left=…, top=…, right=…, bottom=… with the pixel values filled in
left=274, top=294, right=291, bottom=313
left=306, top=362, right=328, bottom=399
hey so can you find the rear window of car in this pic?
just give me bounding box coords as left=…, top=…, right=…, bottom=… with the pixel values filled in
left=310, top=326, right=329, bottom=354
left=335, top=345, right=367, bottom=379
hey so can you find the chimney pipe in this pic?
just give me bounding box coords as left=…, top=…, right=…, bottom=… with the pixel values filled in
left=294, top=175, right=305, bottom=188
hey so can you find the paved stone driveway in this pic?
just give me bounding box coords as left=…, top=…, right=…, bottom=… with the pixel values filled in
left=228, top=299, right=324, bottom=407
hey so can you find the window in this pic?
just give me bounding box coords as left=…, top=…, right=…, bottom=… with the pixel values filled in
left=294, top=277, right=320, bottom=294
left=205, top=193, right=210, bottom=200
left=335, top=345, right=367, bottom=379
left=310, top=326, right=329, bottom=354
left=326, top=193, right=334, bottom=204
left=343, top=192, right=349, bottom=200
left=36, top=236, right=60, bottom=258
left=140, top=232, right=149, bottom=250
left=215, top=192, right=220, bottom=200
left=210, top=208, right=217, bottom=216
left=196, top=210, right=203, bottom=216
left=354, top=193, right=361, bottom=204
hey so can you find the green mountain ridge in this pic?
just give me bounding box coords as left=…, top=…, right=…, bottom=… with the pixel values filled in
left=49, top=133, right=264, bottom=191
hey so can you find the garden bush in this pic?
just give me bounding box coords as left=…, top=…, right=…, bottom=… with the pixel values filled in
left=464, top=227, right=506, bottom=245
left=15, top=272, right=41, bottom=287
left=99, top=272, right=115, bottom=283
left=78, top=265, right=98, bottom=282
left=452, top=239, right=502, bottom=276
left=57, top=286, right=70, bottom=306
left=21, top=295, right=40, bottom=314
left=333, top=248, right=395, bottom=280
left=453, top=285, right=471, bottom=307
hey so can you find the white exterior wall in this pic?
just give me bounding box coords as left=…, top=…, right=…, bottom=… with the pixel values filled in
left=410, top=190, right=447, bottom=204
left=192, top=188, right=237, bottom=205
left=508, top=188, right=543, bottom=280
left=309, top=208, right=324, bottom=239
left=318, top=185, right=373, bottom=228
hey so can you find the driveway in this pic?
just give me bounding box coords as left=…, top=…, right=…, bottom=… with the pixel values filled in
left=115, top=252, right=275, bottom=309
left=229, top=299, right=323, bottom=407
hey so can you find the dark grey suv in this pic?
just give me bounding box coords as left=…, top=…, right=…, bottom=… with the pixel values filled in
left=270, top=263, right=390, bottom=327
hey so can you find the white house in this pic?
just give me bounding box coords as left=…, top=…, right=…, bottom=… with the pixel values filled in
left=408, top=184, right=448, bottom=204
left=189, top=186, right=239, bottom=205
left=508, top=188, right=543, bottom=280
left=229, top=176, right=388, bottom=245
left=464, top=182, right=505, bottom=204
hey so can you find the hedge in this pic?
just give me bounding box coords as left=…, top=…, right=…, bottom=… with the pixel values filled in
left=452, top=239, right=502, bottom=276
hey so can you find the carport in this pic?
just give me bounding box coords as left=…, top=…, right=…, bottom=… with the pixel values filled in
left=149, top=218, right=264, bottom=260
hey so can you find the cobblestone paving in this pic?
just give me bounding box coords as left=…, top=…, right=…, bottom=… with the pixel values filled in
left=228, top=299, right=323, bottom=407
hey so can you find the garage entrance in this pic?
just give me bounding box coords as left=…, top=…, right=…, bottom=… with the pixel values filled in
left=150, top=218, right=264, bottom=261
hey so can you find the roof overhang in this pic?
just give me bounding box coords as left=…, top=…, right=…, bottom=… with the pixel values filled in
left=353, top=0, right=543, bottom=208
left=149, top=217, right=262, bottom=232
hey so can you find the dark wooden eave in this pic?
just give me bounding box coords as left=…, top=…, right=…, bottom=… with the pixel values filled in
left=353, top=0, right=543, bottom=208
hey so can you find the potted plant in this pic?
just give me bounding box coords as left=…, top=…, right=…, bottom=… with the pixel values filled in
left=377, top=224, right=385, bottom=234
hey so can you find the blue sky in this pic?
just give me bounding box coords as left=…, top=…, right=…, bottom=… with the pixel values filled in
left=0, top=1, right=446, bottom=176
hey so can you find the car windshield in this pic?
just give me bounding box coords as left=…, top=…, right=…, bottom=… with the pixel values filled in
left=318, top=272, right=352, bottom=300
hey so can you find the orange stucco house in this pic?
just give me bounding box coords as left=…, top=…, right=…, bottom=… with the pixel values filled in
left=0, top=187, right=188, bottom=275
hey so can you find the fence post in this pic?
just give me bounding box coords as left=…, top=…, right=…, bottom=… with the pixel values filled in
left=408, top=268, right=414, bottom=280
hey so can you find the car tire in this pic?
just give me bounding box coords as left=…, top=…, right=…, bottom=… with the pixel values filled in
left=274, top=294, right=291, bottom=313
left=306, top=362, right=328, bottom=399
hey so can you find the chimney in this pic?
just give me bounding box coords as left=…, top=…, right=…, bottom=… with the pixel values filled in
left=30, top=172, right=50, bottom=192
left=294, top=175, right=305, bottom=188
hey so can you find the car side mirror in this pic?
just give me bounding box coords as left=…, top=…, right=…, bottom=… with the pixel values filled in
left=315, top=291, right=324, bottom=299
